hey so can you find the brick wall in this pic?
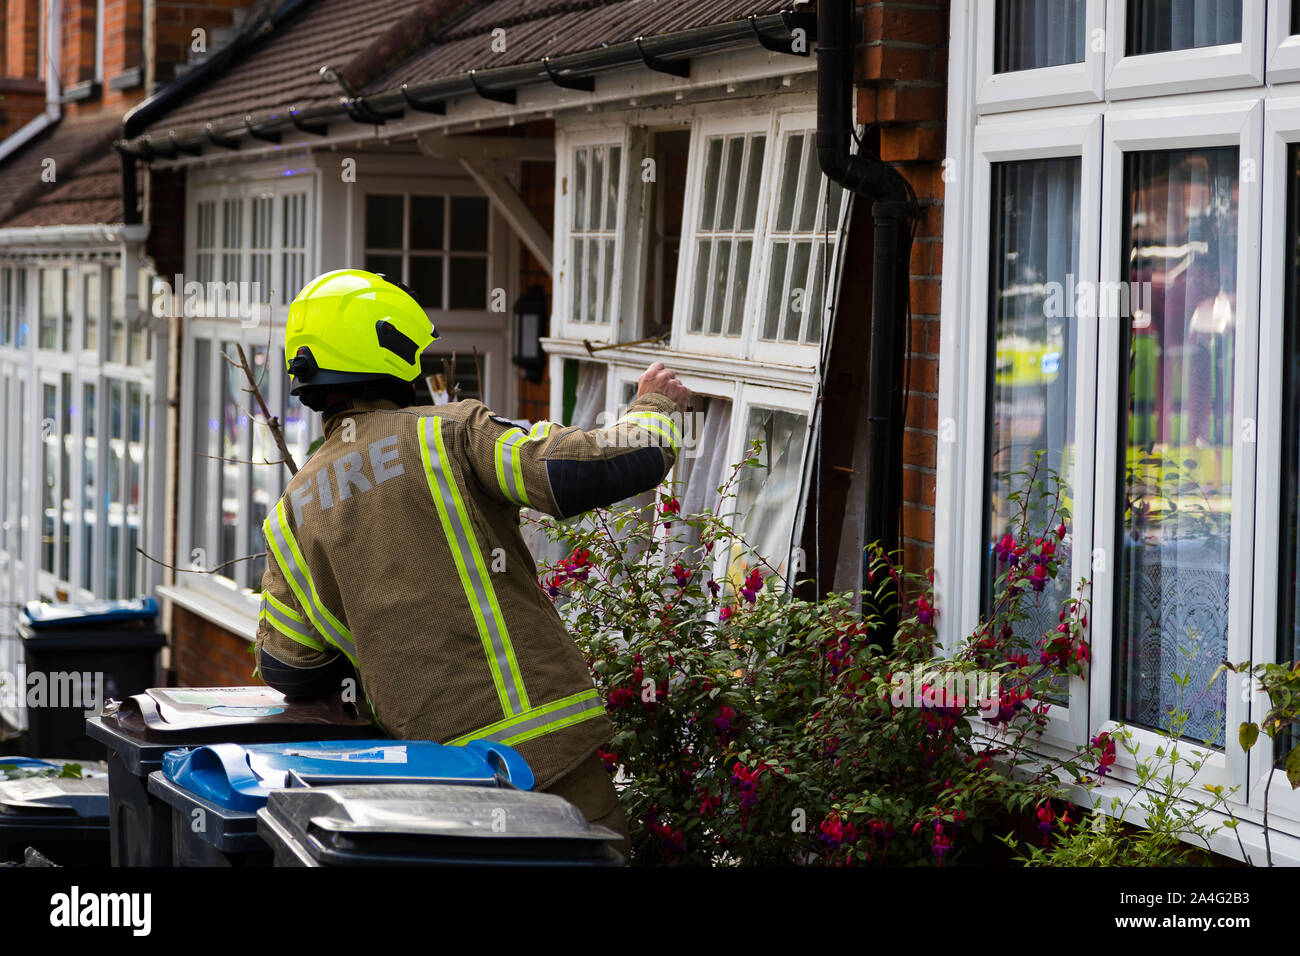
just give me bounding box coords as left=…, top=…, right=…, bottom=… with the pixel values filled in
left=100, top=0, right=144, bottom=112
left=152, top=0, right=243, bottom=86
left=170, top=606, right=263, bottom=686
left=6, top=0, right=39, bottom=80
left=856, top=0, right=948, bottom=574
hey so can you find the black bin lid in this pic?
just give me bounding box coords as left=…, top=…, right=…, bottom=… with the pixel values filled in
left=258, top=785, right=623, bottom=866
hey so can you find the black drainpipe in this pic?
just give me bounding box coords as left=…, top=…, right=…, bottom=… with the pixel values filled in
left=817, top=0, right=919, bottom=636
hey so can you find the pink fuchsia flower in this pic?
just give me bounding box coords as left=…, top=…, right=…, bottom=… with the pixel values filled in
left=606, top=687, right=637, bottom=710
left=707, top=578, right=720, bottom=598
left=740, top=567, right=763, bottom=604
left=596, top=748, right=618, bottom=774
left=730, top=763, right=763, bottom=809
left=1090, top=731, right=1117, bottom=777
left=713, top=705, right=736, bottom=735
left=720, top=605, right=735, bottom=622
left=698, top=792, right=720, bottom=819
left=1056, top=522, right=1067, bottom=540
left=672, top=563, right=691, bottom=588
left=1029, top=564, right=1049, bottom=592
left=916, top=596, right=936, bottom=626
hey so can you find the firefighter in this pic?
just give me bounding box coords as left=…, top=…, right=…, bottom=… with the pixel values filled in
left=254, top=269, right=689, bottom=855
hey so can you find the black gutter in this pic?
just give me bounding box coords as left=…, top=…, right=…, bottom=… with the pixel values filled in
left=117, top=12, right=812, bottom=157
left=115, top=0, right=319, bottom=222
left=816, top=0, right=918, bottom=637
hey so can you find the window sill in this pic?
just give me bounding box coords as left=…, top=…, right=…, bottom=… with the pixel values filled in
left=158, top=580, right=259, bottom=642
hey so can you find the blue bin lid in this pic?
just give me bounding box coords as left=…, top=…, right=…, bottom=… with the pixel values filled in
left=20, top=596, right=158, bottom=629
left=162, top=739, right=535, bottom=812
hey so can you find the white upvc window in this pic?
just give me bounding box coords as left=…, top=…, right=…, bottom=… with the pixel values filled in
left=179, top=174, right=320, bottom=603
left=0, top=257, right=156, bottom=607
left=554, top=128, right=629, bottom=342
left=1104, top=0, right=1263, bottom=98
left=956, top=112, right=1102, bottom=753
left=945, top=0, right=1299, bottom=846
left=976, top=0, right=1106, bottom=113
left=1267, top=0, right=1300, bottom=83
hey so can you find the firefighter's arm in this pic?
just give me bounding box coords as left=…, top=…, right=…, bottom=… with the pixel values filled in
left=255, top=551, right=352, bottom=700
left=462, top=391, right=683, bottom=519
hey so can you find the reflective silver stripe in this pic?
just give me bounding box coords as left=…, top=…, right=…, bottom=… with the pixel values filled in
left=449, top=690, right=604, bottom=746
left=263, top=504, right=358, bottom=663
left=421, top=417, right=528, bottom=715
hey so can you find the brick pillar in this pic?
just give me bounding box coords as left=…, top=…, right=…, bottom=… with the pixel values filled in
left=855, top=0, right=949, bottom=575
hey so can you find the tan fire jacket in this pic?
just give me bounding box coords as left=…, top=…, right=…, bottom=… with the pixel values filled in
left=254, top=391, right=681, bottom=789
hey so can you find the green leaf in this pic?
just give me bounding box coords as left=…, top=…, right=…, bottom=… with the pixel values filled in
left=1238, top=721, right=1259, bottom=752
left=1287, top=747, right=1300, bottom=790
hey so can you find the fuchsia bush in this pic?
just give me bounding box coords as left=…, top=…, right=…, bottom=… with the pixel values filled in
left=527, top=449, right=1109, bottom=865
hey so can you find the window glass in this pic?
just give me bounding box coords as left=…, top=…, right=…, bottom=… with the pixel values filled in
left=732, top=406, right=807, bottom=579
left=0, top=267, right=10, bottom=346
left=1278, top=143, right=1300, bottom=763
left=689, top=133, right=765, bottom=337
left=983, top=157, right=1081, bottom=700
left=83, top=269, right=101, bottom=352
left=250, top=195, right=273, bottom=305
left=281, top=193, right=308, bottom=304
left=365, top=194, right=404, bottom=250
left=219, top=340, right=243, bottom=571
left=1114, top=146, right=1238, bottom=746
left=195, top=200, right=216, bottom=285
left=191, top=340, right=212, bottom=566
left=38, top=268, right=59, bottom=350
left=411, top=195, right=444, bottom=251
left=995, top=0, right=1086, bottom=73
left=1125, top=0, right=1241, bottom=56
left=249, top=345, right=272, bottom=586
left=14, top=269, right=26, bottom=350
left=59, top=372, right=71, bottom=581
left=642, top=130, right=689, bottom=337
left=126, top=382, right=144, bottom=597
left=450, top=196, right=489, bottom=251
left=82, top=383, right=96, bottom=591
left=109, top=266, right=124, bottom=364
left=569, top=144, right=621, bottom=325
left=107, top=380, right=123, bottom=597
left=41, top=383, right=56, bottom=572
left=221, top=198, right=243, bottom=283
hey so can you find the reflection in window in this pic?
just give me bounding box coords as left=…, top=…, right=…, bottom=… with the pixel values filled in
left=1125, top=0, right=1241, bottom=56
left=82, top=383, right=96, bottom=591
left=732, top=407, right=807, bottom=581
left=219, top=340, right=243, bottom=570
left=995, top=0, right=1086, bottom=72
left=59, top=372, right=71, bottom=581
left=1278, top=144, right=1300, bottom=765
left=83, top=269, right=100, bottom=352
left=191, top=339, right=212, bottom=568
left=126, top=382, right=144, bottom=597
left=38, top=268, right=59, bottom=350
left=1115, top=147, right=1238, bottom=746
left=107, top=381, right=123, bottom=597
left=41, top=383, right=55, bottom=572
left=689, top=133, right=765, bottom=337
left=109, top=266, right=124, bottom=364
left=249, top=347, right=272, bottom=586
left=281, top=192, right=308, bottom=304
left=760, top=131, right=848, bottom=346
left=983, top=157, right=1080, bottom=700
left=570, top=144, right=622, bottom=325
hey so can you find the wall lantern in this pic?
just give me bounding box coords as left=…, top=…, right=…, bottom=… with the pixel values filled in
left=512, top=283, right=549, bottom=383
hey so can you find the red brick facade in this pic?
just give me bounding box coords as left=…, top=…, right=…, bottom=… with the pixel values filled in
left=170, top=606, right=263, bottom=687
left=856, top=0, right=948, bottom=574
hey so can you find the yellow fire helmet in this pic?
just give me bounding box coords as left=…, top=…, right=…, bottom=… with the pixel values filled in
left=284, top=269, right=437, bottom=395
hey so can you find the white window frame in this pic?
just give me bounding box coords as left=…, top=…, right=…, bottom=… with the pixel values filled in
left=1088, top=97, right=1261, bottom=796
left=1249, top=94, right=1300, bottom=823
left=957, top=113, right=1103, bottom=752
left=1105, top=0, right=1265, bottom=99
left=975, top=0, right=1106, bottom=114
left=673, top=111, right=775, bottom=359
left=554, top=127, right=631, bottom=344
left=748, top=111, right=853, bottom=368
left=1267, top=0, right=1300, bottom=84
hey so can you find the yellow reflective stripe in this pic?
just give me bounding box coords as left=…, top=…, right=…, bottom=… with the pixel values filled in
left=493, top=429, right=529, bottom=507
left=264, top=502, right=357, bottom=665
left=264, top=591, right=305, bottom=625
left=448, top=689, right=603, bottom=746
left=420, top=416, right=530, bottom=716
left=618, top=411, right=681, bottom=452
left=260, top=602, right=327, bottom=652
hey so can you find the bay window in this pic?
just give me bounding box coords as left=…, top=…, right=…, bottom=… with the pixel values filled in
left=944, top=0, right=1300, bottom=842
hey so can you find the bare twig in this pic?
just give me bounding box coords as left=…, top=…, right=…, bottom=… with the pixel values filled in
left=225, top=343, right=299, bottom=475
left=197, top=453, right=292, bottom=467
left=135, top=547, right=265, bottom=576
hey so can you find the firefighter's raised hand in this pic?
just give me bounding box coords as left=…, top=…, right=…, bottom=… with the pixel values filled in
left=637, top=361, right=691, bottom=412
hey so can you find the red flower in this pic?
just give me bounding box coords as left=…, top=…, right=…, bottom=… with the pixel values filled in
left=916, top=596, right=936, bottom=626
left=672, top=563, right=691, bottom=587
left=720, top=605, right=735, bottom=622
